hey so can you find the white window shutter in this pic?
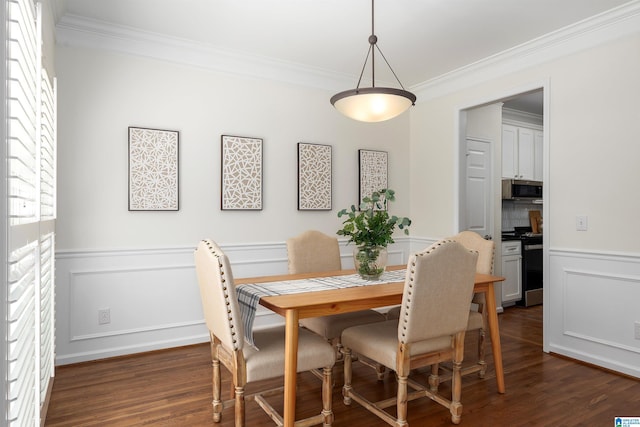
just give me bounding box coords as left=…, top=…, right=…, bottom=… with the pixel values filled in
left=5, top=1, right=57, bottom=425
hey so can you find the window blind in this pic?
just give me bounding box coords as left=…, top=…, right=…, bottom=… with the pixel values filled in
left=7, top=0, right=38, bottom=226
left=5, top=1, right=56, bottom=425
left=40, top=70, right=56, bottom=221
left=39, top=234, right=54, bottom=405
left=7, top=242, right=37, bottom=426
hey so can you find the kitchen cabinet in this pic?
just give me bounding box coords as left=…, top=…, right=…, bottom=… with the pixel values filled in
left=533, top=129, right=543, bottom=181
left=501, top=240, right=522, bottom=304
left=502, top=124, right=543, bottom=181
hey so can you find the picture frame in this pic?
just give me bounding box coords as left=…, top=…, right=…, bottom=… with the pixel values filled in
left=359, top=149, right=388, bottom=206
left=297, top=142, right=332, bottom=210
left=221, top=135, right=263, bottom=210
left=128, top=127, right=179, bottom=211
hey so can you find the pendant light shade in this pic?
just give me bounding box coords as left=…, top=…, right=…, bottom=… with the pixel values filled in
left=331, top=0, right=416, bottom=122
left=331, top=87, right=416, bottom=123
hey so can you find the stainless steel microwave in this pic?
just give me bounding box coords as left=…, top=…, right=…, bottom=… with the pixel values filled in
left=502, top=179, right=543, bottom=200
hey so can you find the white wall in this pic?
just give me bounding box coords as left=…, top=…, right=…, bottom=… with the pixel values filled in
left=54, top=45, right=412, bottom=363
left=55, top=47, right=411, bottom=249
left=410, top=30, right=640, bottom=251
left=408, top=26, right=640, bottom=377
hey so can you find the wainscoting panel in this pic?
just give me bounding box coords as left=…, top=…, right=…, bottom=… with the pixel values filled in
left=549, top=249, right=640, bottom=378
left=55, top=239, right=413, bottom=365
left=56, top=246, right=206, bottom=365
left=57, top=241, right=640, bottom=379
left=68, top=264, right=200, bottom=342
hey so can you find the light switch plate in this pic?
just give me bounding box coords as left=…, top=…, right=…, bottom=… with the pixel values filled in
left=576, top=215, right=588, bottom=231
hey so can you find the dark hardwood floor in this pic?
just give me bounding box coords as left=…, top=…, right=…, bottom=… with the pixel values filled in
left=45, top=305, right=640, bottom=426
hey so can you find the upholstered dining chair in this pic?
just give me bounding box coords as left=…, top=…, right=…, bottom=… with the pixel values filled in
left=341, top=240, right=478, bottom=425
left=386, top=230, right=495, bottom=380
left=194, top=239, right=335, bottom=427
left=450, top=230, right=495, bottom=379
left=286, top=230, right=387, bottom=362
left=286, top=229, right=342, bottom=274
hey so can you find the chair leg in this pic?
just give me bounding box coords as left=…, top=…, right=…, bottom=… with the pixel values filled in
left=234, top=386, right=245, bottom=427
left=396, top=373, right=409, bottom=427
left=478, top=327, right=487, bottom=378
left=342, top=347, right=353, bottom=405
left=375, top=363, right=386, bottom=381
left=212, top=358, right=222, bottom=422
left=428, top=363, right=440, bottom=392
left=354, top=354, right=386, bottom=381
left=450, top=333, right=465, bottom=425
left=322, top=367, right=334, bottom=427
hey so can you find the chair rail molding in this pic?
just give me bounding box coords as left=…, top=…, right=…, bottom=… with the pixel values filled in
left=55, top=241, right=640, bottom=379
left=54, top=239, right=413, bottom=365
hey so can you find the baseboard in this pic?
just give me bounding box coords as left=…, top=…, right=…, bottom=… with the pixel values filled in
left=55, top=334, right=209, bottom=366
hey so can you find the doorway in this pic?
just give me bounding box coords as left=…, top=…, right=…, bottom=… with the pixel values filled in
left=457, top=85, right=549, bottom=352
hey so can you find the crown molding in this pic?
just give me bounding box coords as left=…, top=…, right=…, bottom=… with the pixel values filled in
left=412, top=0, right=640, bottom=102
left=56, top=1, right=640, bottom=96
left=55, top=13, right=355, bottom=91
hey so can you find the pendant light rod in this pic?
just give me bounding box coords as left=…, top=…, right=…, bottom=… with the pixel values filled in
left=354, top=0, right=408, bottom=92
left=370, top=0, right=375, bottom=87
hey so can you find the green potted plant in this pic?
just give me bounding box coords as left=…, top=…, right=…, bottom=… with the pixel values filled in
left=337, top=189, right=411, bottom=279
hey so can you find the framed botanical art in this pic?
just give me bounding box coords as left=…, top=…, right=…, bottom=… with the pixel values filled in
left=128, top=127, right=179, bottom=211
left=221, top=135, right=263, bottom=210
left=359, top=149, right=388, bottom=206
left=297, top=142, right=332, bottom=210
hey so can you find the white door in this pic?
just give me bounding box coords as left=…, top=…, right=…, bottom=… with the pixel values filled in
left=465, top=138, right=493, bottom=239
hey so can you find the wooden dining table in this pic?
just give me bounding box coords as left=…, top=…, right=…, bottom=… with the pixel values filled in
left=235, top=265, right=506, bottom=427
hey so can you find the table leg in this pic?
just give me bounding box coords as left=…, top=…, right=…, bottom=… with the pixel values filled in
left=283, top=309, right=299, bottom=427
left=485, top=283, right=505, bottom=393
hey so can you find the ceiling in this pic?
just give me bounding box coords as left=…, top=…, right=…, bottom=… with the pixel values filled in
left=52, top=0, right=633, bottom=113
left=503, top=91, right=544, bottom=116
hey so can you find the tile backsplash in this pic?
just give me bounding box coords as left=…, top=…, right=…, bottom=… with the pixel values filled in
left=502, top=201, right=542, bottom=231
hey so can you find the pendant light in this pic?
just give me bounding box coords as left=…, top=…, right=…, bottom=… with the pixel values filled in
left=331, top=0, right=416, bottom=122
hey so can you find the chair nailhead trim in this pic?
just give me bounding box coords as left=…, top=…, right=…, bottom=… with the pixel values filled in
left=202, top=239, right=241, bottom=351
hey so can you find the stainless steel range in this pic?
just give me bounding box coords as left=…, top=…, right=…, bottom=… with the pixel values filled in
left=502, top=227, right=543, bottom=307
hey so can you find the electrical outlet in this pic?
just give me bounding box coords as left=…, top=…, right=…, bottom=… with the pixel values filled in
left=98, top=308, right=111, bottom=325
left=635, top=321, right=640, bottom=340
left=576, top=215, right=588, bottom=231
